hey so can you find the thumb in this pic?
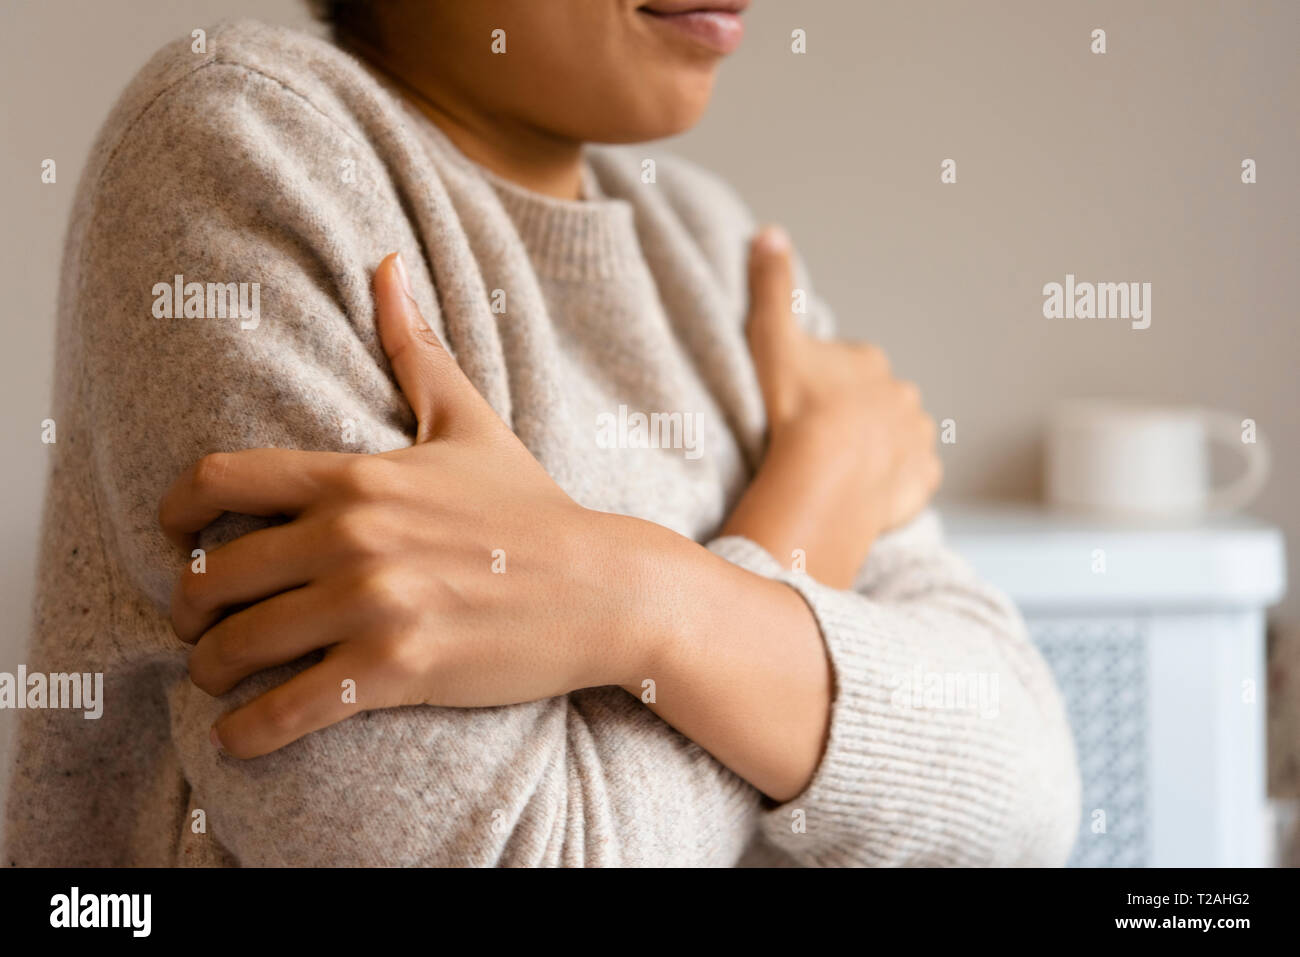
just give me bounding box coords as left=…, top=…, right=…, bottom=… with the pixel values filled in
left=745, top=225, right=800, bottom=416
left=373, top=251, right=464, bottom=443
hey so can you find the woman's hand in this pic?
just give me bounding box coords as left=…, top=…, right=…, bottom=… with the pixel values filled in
left=722, top=226, right=942, bottom=587
left=161, top=253, right=664, bottom=759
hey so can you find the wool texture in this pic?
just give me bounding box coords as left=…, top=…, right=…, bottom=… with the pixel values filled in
left=4, top=20, right=1079, bottom=867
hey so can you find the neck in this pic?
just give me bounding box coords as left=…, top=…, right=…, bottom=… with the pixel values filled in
left=411, top=95, right=587, bottom=202
left=345, top=39, right=586, bottom=202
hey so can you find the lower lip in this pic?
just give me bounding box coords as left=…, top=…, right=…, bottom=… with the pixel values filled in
left=640, top=10, right=745, bottom=55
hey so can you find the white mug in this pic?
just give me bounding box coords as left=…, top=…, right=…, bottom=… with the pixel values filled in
left=1045, top=399, right=1270, bottom=518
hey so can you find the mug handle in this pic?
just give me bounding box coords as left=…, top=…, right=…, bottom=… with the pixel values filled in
left=1199, top=410, right=1271, bottom=515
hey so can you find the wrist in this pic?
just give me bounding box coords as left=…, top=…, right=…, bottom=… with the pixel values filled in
left=601, top=514, right=742, bottom=697
left=611, top=520, right=820, bottom=690
left=625, top=528, right=833, bottom=798
left=723, top=431, right=886, bottom=587
left=595, top=514, right=833, bottom=800
left=580, top=511, right=688, bottom=693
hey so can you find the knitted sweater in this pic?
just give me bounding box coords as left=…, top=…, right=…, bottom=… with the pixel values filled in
left=4, top=20, right=1079, bottom=867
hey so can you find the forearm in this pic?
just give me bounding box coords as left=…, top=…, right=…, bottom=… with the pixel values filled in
left=613, top=516, right=832, bottom=802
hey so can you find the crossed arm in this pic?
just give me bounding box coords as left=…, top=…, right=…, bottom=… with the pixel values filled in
left=160, top=231, right=941, bottom=802
left=60, top=61, right=1076, bottom=865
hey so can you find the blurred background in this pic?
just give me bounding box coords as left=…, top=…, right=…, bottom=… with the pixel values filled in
left=1, top=0, right=1296, bottom=863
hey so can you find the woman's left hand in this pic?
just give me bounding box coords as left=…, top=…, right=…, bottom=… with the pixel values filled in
left=161, top=253, right=661, bottom=759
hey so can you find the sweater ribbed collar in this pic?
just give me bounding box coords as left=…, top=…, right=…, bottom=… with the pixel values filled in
left=411, top=110, right=644, bottom=282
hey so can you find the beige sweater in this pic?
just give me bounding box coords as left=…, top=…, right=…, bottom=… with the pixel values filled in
left=4, top=20, right=1079, bottom=867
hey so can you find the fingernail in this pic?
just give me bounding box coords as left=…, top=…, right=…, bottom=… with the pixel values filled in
left=209, top=724, right=224, bottom=752
left=393, top=252, right=416, bottom=299
left=755, top=226, right=790, bottom=254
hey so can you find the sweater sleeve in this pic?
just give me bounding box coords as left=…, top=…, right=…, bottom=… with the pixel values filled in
left=65, top=54, right=761, bottom=866
left=706, top=513, right=1082, bottom=866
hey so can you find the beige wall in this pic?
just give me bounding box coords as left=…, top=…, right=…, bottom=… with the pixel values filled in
left=669, top=0, right=1298, bottom=624
left=2, top=1, right=1296, bottom=813
left=672, top=0, right=1296, bottom=509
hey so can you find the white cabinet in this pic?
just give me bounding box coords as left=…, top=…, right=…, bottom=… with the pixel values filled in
left=942, top=505, right=1287, bottom=867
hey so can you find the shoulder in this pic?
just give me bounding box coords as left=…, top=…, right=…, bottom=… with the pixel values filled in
left=65, top=20, right=426, bottom=365
left=83, top=20, right=390, bottom=198
left=68, top=17, right=422, bottom=308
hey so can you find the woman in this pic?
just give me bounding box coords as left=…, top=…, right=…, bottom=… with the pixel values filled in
left=5, top=1, right=1079, bottom=866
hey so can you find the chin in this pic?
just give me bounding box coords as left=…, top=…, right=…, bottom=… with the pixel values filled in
left=587, top=79, right=717, bottom=143
left=596, top=113, right=708, bottom=144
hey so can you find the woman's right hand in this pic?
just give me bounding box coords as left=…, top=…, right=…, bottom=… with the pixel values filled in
left=721, top=226, right=942, bottom=588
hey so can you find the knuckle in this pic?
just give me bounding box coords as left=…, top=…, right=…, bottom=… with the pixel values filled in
left=188, top=631, right=244, bottom=695
left=176, top=567, right=209, bottom=612
left=336, top=455, right=406, bottom=501
left=323, top=509, right=379, bottom=556
left=852, top=343, right=890, bottom=377
left=190, top=452, right=231, bottom=495
left=412, top=324, right=448, bottom=356
left=354, top=570, right=414, bottom=618
left=372, top=631, right=429, bottom=678
left=261, top=696, right=301, bottom=736
left=859, top=341, right=885, bottom=363
left=333, top=456, right=378, bottom=496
